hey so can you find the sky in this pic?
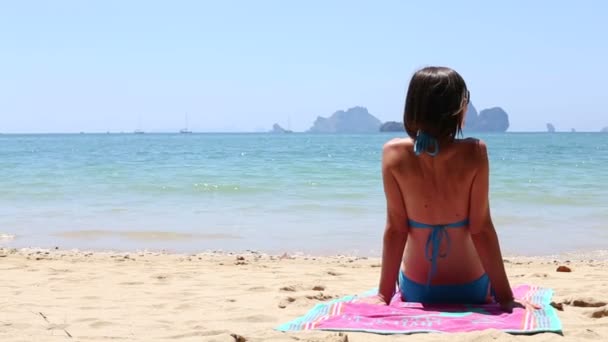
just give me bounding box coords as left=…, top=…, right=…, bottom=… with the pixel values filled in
left=1, top=0, right=607, bottom=133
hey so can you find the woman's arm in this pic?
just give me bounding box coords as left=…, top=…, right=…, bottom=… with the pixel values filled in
left=377, top=141, right=409, bottom=304
left=468, top=141, right=514, bottom=307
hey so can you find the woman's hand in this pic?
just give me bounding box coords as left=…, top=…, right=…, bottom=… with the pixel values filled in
left=500, top=299, right=541, bottom=313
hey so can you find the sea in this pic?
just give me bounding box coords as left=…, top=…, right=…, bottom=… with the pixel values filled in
left=0, top=133, right=607, bottom=257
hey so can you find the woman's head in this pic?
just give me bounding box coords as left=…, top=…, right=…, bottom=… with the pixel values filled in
left=403, top=66, right=469, bottom=141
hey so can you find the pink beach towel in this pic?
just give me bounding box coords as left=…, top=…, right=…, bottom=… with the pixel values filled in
left=277, top=285, right=562, bottom=335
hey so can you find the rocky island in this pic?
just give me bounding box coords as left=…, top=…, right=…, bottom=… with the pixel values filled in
left=466, top=105, right=509, bottom=132
left=307, top=106, right=381, bottom=133
left=270, top=123, right=292, bottom=134
left=379, top=121, right=403, bottom=132
left=547, top=123, right=556, bottom=133
left=378, top=103, right=510, bottom=133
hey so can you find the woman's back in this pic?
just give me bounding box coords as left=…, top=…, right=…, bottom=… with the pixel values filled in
left=384, top=137, right=486, bottom=285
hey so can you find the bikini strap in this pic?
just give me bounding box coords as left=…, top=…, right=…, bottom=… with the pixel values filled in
left=407, top=219, right=470, bottom=287
left=413, top=130, right=439, bottom=156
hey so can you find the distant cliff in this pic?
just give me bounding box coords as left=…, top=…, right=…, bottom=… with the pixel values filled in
left=270, top=123, right=292, bottom=133
left=547, top=123, right=556, bottom=133
left=464, top=104, right=509, bottom=132
left=308, top=106, right=382, bottom=133
left=380, top=121, right=404, bottom=132
left=601, top=127, right=608, bottom=133
left=463, top=103, right=479, bottom=130
left=378, top=102, right=510, bottom=133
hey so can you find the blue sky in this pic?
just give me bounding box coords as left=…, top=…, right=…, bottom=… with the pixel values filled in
left=1, top=0, right=607, bottom=133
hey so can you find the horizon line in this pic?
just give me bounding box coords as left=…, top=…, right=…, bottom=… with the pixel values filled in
left=0, top=131, right=605, bottom=135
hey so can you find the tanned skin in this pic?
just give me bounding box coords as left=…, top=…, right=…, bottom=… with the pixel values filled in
left=364, top=115, right=538, bottom=312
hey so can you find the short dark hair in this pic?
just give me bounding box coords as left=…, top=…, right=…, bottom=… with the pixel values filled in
left=403, top=66, right=469, bottom=141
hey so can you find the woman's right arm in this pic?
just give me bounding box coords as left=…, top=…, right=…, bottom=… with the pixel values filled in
left=469, top=141, right=540, bottom=312
left=377, top=141, right=409, bottom=304
left=468, top=141, right=515, bottom=308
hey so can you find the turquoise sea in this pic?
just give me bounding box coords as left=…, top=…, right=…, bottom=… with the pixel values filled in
left=0, top=133, right=606, bottom=257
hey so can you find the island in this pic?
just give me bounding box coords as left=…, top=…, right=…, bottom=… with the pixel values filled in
left=307, top=106, right=381, bottom=133
left=601, top=127, right=608, bottom=133
left=468, top=107, right=509, bottom=132
left=270, top=123, right=292, bottom=134
left=547, top=123, right=556, bottom=133
left=379, top=121, right=403, bottom=132
left=377, top=103, right=510, bottom=133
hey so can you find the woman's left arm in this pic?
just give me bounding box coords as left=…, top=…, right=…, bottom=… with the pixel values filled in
left=377, top=142, right=409, bottom=303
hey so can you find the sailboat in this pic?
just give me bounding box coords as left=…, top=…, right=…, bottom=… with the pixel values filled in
left=134, top=115, right=145, bottom=134
left=180, top=113, right=193, bottom=134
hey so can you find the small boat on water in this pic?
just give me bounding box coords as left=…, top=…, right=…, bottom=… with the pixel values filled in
left=180, top=113, right=193, bottom=134
left=134, top=115, right=145, bottom=134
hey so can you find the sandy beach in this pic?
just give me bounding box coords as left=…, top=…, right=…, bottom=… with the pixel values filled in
left=0, top=248, right=606, bottom=342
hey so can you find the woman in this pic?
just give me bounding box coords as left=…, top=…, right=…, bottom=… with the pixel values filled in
left=371, top=66, right=538, bottom=312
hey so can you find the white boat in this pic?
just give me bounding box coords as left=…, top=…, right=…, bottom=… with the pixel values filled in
left=134, top=115, right=145, bottom=134
left=180, top=113, right=193, bottom=134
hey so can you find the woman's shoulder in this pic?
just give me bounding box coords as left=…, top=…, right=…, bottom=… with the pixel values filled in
left=455, top=137, right=488, bottom=154
left=382, top=137, right=413, bottom=167
left=383, top=137, right=413, bottom=150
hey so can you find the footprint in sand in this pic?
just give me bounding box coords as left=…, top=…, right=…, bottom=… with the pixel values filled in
left=79, top=306, right=100, bottom=310
left=81, top=295, right=100, bottom=300
left=279, top=285, right=298, bottom=292
left=247, top=286, right=271, bottom=292
left=119, top=281, right=145, bottom=286
left=174, top=303, right=193, bottom=310
left=588, top=306, right=608, bottom=319
left=306, top=293, right=336, bottom=301
left=278, top=296, right=297, bottom=309
left=563, top=298, right=607, bottom=308
left=198, top=329, right=231, bottom=337
left=166, top=331, right=209, bottom=339
left=152, top=274, right=169, bottom=281
left=90, top=320, right=115, bottom=328
left=73, top=318, right=97, bottom=323
left=305, top=332, right=349, bottom=342
left=530, top=273, right=548, bottom=278
left=233, top=314, right=275, bottom=323
left=155, top=319, right=173, bottom=325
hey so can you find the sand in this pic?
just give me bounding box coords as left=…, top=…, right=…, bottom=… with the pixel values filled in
left=0, top=248, right=607, bottom=342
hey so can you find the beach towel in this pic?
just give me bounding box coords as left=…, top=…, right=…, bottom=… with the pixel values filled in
left=277, top=285, right=562, bottom=334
